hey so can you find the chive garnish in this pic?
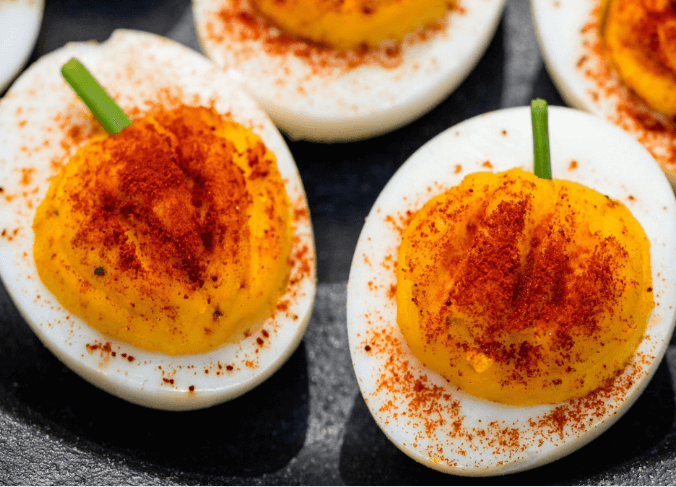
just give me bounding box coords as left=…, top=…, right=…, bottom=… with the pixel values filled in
left=531, top=99, right=552, bottom=180
left=61, top=58, right=132, bottom=135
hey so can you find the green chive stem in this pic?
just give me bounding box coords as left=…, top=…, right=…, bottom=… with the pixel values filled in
left=531, top=99, right=552, bottom=180
left=61, top=58, right=132, bottom=135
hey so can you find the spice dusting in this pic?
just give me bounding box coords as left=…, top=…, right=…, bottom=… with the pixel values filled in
left=580, top=0, right=676, bottom=172
left=397, top=169, right=653, bottom=405
left=205, top=0, right=463, bottom=74
left=33, top=104, right=295, bottom=356
left=355, top=168, right=654, bottom=470
left=1, top=31, right=317, bottom=409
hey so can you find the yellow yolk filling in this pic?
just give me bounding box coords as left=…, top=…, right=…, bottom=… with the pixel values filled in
left=602, top=0, right=676, bottom=117
left=33, top=106, right=292, bottom=355
left=251, top=0, right=454, bottom=50
left=396, top=169, right=653, bottom=405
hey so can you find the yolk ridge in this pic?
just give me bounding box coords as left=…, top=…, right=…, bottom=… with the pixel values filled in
left=33, top=105, right=292, bottom=355
left=396, top=169, right=653, bottom=405
left=602, top=0, right=676, bottom=117
left=251, top=0, right=455, bottom=49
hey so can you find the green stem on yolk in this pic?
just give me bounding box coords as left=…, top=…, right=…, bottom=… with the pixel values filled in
left=531, top=99, right=552, bottom=180
left=61, top=58, right=132, bottom=135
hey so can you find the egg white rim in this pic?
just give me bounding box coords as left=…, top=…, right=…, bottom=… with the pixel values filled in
left=0, top=29, right=316, bottom=411
left=531, top=0, right=676, bottom=187
left=346, top=106, right=676, bottom=475
left=0, top=0, right=44, bottom=94
left=192, top=0, right=506, bottom=142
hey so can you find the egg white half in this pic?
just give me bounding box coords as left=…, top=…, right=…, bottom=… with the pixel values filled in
left=0, top=0, right=44, bottom=93
left=531, top=0, right=676, bottom=187
left=347, top=106, right=676, bottom=475
left=0, top=29, right=316, bottom=411
left=193, top=0, right=505, bottom=142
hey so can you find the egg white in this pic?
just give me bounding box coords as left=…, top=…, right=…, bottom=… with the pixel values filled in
left=531, top=0, right=676, bottom=187
left=192, top=0, right=505, bottom=142
left=0, top=0, right=44, bottom=93
left=346, top=106, right=676, bottom=475
left=0, top=29, right=316, bottom=411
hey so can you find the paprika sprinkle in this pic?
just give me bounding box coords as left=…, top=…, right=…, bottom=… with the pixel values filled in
left=33, top=105, right=294, bottom=355
left=396, top=169, right=653, bottom=405
left=0, top=29, right=316, bottom=410
left=601, top=0, right=676, bottom=118
left=250, top=0, right=455, bottom=50
left=193, top=0, right=503, bottom=141
left=533, top=0, right=676, bottom=185
left=347, top=106, right=676, bottom=473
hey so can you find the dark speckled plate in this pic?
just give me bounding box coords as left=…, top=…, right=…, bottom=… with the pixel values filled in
left=1, top=0, right=676, bottom=483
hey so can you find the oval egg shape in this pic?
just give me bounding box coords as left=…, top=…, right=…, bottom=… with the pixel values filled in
left=193, top=0, right=505, bottom=141
left=347, top=106, right=676, bottom=475
left=0, top=29, right=316, bottom=411
left=532, top=0, right=676, bottom=187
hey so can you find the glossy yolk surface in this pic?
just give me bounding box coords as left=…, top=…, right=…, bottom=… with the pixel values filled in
left=251, top=0, right=454, bottom=49
left=33, top=105, right=292, bottom=355
left=396, top=169, right=653, bottom=405
left=602, top=0, right=676, bottom=117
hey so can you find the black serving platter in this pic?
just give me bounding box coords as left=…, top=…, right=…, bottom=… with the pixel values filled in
left=1, top=0, right=676, bottom=484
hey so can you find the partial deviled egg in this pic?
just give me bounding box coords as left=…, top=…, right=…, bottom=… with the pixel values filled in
left=0, top=0, right=44, bottom=93
left=347, top=106, right=676, bottom=475
left=0, top=29, right=316, bottom=411
left=532, top=0, right=676, bottom=187
left=193, top=0, right=505, bottom=142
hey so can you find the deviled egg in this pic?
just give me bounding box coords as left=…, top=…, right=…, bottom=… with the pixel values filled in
left=193, top=0, right=505, bottom=141
left=347, top=106, right=676, bottom=475
left=0, top=29, right=316, bottom=411
left=532, top=0, right=676, bottom=187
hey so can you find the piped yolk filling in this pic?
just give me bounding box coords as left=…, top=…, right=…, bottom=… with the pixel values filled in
left=396, top=169, right=653, bottom=405
left=251, top=0, right=455, bottom=50
left=602, top=0, right=676, bottom=117
left=33, top=105, right=292, bottom=356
